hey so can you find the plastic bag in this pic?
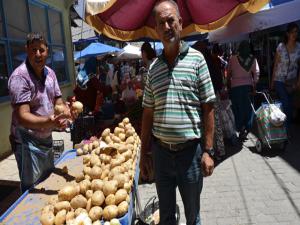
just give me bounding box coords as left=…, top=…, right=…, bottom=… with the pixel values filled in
left=269, top=104, right=286, bottom=127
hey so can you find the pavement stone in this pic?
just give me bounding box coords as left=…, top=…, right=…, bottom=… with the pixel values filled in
left=137, top=125, right=300, bottom=225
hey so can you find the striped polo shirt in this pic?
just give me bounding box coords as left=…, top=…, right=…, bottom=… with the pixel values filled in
left=143, top=42, right=216, bottom=144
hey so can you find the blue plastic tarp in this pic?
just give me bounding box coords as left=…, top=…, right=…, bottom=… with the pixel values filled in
left=74, top=42, right=121, bottom=60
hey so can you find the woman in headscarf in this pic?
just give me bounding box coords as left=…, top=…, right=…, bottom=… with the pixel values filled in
left=227, top=41, right=260, bottom=140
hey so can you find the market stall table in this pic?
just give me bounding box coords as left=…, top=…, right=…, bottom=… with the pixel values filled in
left=0, top=149, right=139, bottom=225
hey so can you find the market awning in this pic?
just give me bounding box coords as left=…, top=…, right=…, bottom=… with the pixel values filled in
left=74, top=42, right=121, bottom=60
left=77, top=0, right=269, bottom=41
left=208, top=0, right=300, bottom=43
left=117, top=44, right=142, bottom=60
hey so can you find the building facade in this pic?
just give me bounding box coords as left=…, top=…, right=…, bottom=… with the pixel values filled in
left=0, top=0, right=75, bottom=158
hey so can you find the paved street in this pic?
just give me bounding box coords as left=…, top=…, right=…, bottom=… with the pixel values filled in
left=138, top=126, right=300, bottom=225
left=1, top=127, right=300, bottom=224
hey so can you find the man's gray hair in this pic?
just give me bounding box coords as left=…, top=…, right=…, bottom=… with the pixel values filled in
left=152, top=0, right=180, bottom=18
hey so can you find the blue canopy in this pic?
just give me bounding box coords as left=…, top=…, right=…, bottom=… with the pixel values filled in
left=74, top=42, right=121, bottom=60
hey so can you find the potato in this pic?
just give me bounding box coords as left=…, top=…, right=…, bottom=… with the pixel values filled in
left=125, top=129, right=135, bottom=138
left=54, top=104, right=65, bottom=115
left=83, top=144, right=89, bottom=154
left=91, top=190, right=105, bottom=206
left=111, top=166, right=125, bottom=174
left=88, top=143, right=94, bottom=153
left=76, top=148, right=83, bottom=156
left=90, top=166, right=102, bottom=179
left=41, top=205, right=54, bottom=215
left=101, top=169, right=110, bottom=180
left=72, top=101, right=83, bottom=113
left=110, top=218, right=121, bottom=225
left=90, top=155, right=101, bottom=167
left=105, top=194, right=116, bottom=205
left=117, top=144, right=127, bottom=154
left=118, top=133, right=126, bottom=142
left=83, top=166, right=92, bottom=176
left=80, top=180, right=91, bottom=195
left=103, top=180, right=118, bottom=196
left=122, top=117, right=130, bottom=124
left=111, top=135, right=121, bottom=143
left=74, top=208, right=87, bottom=217
left=112, top=143, right=121, bottom=151
left=54, top=201, right=71, bottom=214
left=123, top=183, right=131, bottom=193
left=58, top=185, right=79, bottom=202
left=99, top=154, right=111, bottom=164
left=101, top=164, right=111, bottom=171
left=113, top=174, right=128, bottom=189
left=102, top=205, right=118, bottom=221
left=122, top=150, right=132, bottom=161
left=110, top=158, right=123, bottom=168
left=114, top=127, right=124, bottom=136
left=86, top=198, right=92, bottom=212
left=93, top=140, right=100, bottom=148
left=126, top=144, right=134, bottom=151
left=86, top=190, right=93, bottom=199
left=94, top=147, right=101, bottom=155
left=125, top=136, right=134, bottom=144
left=47, top=196, right=58, bottom=205
left=92, top=221, right=102, bottom=225
left=84, top=174, right=91, bottom=181
left=75, top=172, right=85, bottom=183
left=101, top=128, right=111, bottom=138
left=104, top=135, right=113, bottom=144
left=54, top=209, right=66, bottom=225
left=117, top=201, right=129, bottom=217
left=40, top=211, right=55, bottom=225
left=115, top=189, right=127, bottom=205
left=118, top=122, right=125, bottom=128
left=89, top=206, right=103, bottom=221
left=91, top=179, right=104, bottom=191
left=70, top=194, right=87, bottom=209
left=126, top=194, right=130, bottom=203
left=65, top=210, right=75, bottom=221
left=83, top=155, right=91, bottom=164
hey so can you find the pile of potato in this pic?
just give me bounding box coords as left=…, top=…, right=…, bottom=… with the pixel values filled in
left=40, top=118, right=140, bottom=225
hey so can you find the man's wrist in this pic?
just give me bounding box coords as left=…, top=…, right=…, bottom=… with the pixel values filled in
left=204, top=147, right=215, bottom=158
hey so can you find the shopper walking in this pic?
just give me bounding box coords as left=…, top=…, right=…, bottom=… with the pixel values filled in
left=227, top=40, right=260, bottom=140
left=271, top=22, right=300, bottom=129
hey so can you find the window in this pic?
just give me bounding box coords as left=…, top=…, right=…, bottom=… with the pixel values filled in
left=48, top=9, right=63, bottom=44
left=0, top=44, right=9, bottom=97
left=51, top=47, right=67, bottom=82
left=3, top=0, right=30, bottom=39
left=10, top=43, right=26, bottom=70
left=0, top=0, right=69, bottom=100
left=0, top=3, right=3, bottom=36
left=29, top=3, right=48, bottom=41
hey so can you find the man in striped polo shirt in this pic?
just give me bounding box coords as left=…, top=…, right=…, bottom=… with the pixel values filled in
left=140, top=1, right=216, bottom=224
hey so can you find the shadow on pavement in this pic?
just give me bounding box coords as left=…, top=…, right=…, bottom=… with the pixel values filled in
left=247, top=124, right=300, bottom=173
left=215, top=139, right=244, bottom=167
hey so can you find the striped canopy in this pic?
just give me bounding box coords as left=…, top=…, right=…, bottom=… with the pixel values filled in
left=83, top=0, right=269, bottom=41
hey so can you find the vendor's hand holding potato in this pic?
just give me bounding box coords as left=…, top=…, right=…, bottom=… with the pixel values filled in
left=49, top=113, right=69, bottom=130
